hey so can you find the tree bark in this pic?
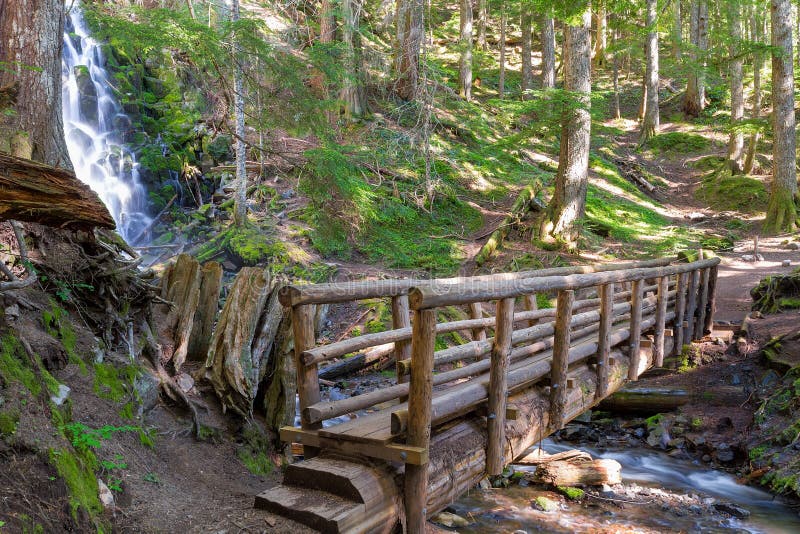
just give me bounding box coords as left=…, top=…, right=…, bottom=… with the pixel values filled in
left=531, top=458, right=622, bottom=487
left=728, top=2, right=745, bottom=174
left=477, top=0, right=488, bottom=50
left=395, top=0, right=423, bottom=100
left=673, top=0, right=682, bottom=60
left=231, top=0, right=248, bottom=226
left=639, top=0, right=660, bottom=145
left=764, top=0, right=797, bottom=234
left=743, top=11, right=764, bottom=175
left=341, top=0, right=369, bottom=118
left=542, top=8, right=591, bottom=243
left=498, top=2, right=506, bottom=99
left=0, top=0, right=70, bottom=167
left=683, top=0, right=707, bottom=117
left=520, top=7, right=532, bottom=98
left=592, top=2, right=607, bottom=71
left=459, top=0, right=473, bottom=100
left=159, top=254, right=201, bottom=371
left=541, top=15, right=556, bottom=89
left=188, top=261, right=223, bottom=361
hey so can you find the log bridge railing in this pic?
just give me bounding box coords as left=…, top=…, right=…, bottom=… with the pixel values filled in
left=276, top=255, right=719, bottom=532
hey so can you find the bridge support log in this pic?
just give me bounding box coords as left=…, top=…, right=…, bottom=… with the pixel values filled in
left=293, top=304, right=322, bottom=457
left=468, top=302, right=487, bottom=341
left=696, top=268, right=710, bottom=339
left=704, top=265, right=718, bottom=334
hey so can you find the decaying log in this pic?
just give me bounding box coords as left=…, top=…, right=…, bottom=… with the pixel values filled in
left=515, top=448, right=592, bottom=465
left=187, top=261, right=223, bottom=361
left=599, top=384, right=749, bottom=414
left=317, top=342, right=395, bottom=380
left=475, top=183, right=540, bottom=266
left=205, top=267, right=271, bottom=416
left=252, top=284, right=285, bottom=382
left=530, top=458, right=622, bottom=486
left=159, top=254, right=201, bottom=371
left=0, top=152, right=115, bottom=230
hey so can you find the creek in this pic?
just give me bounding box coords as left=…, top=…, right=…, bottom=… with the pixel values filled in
left=62, top=3, right=151, bottom=243
left=448, top=439, right=800, bottom=533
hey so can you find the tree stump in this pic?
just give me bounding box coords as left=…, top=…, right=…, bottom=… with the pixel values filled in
left=204, top=267, right=271, bottom=416
left=159, top=254, right=201, bottom=371
left=262, top=313, right=297, bottom=433
left=187, top=261, right=223, bottom=361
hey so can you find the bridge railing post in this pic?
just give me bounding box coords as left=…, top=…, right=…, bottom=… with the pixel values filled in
left=524, top=293, right=538, bottom=327
left=291, top=303, right=322, bottom=457
left=653, top=276, right=669, bottom=367
left=486, top=297, right=515, bottom=475
left=549, top=289, right=574, bottom=433
left=685, top=268, right=699, bottom=342
left=672, top=272, right=687, bottom=358
left=696, top=267, right=710, bottom=339
left=595, top=282, right=614, bottom=399
left=628, top=279, right=644, bottom=380
left=391, top=294, right=412, bottom=385
left=468, top=302, right=487, bottom=342
left=704, top=265, right=718, bottom=334
left=404, top=308, right=436, bottom=533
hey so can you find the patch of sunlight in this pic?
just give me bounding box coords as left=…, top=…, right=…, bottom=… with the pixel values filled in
left=588, top=176, right=674, bottom=218
left=285, top=242, right=312, bottom=263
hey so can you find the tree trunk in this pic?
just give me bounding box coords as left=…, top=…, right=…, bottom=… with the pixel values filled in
left=592, top=2, right=607, bottom=71
left=459, top=0, right=473, bottom=100
left=395, top=0, right=423, bottom=100
left=611, top=25, right=621, bottom=119
left=639, top=0, right=660, bottom=146
left=542, top=9, right=591, bottom=244
left=744, top=11, right=764, bottom=175
left=541, top=15, right=556, bottom=89
left=520, top=7, right=532, bottom=98
left=764, top=0, right=797, bottom=234
left=231, top=0, right=248, bottom=226
left=673, top=0, right=682, bottom=60
left=477, top=0, right=488, bottom=50
left=683, top=0, right=707, bottom=117
left=341, top=0, right=369, bottom=118
left=728, top=2, right=745, bottom=174
left=0, top=0, right=70, bottom=167
left=498, top=3, right=506, bottom=99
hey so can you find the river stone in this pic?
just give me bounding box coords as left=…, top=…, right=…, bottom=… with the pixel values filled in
left=74, top=65, right=99, bottom=126
left=715, top=443, right=735, bottom=463
left=714, top=502, right=750, bottom=519
left=532, top=496, right=558, bottom=512
left=432, top=512, right=469, bottom=528
left=135, top=369, right=160, bottom=414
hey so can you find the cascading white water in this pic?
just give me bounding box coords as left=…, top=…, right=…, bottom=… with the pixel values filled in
left=62, top=4, right=151, bottom=243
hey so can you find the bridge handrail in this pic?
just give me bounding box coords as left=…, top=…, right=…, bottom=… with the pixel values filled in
left=408, top=257, right=720, bottom=310
left=277, top=257, right=675, bottom=306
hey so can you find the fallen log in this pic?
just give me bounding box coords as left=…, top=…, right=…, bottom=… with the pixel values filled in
left=475, top=183, right=540, bottom=266
left=598, top=385, right=749, bottom=414
left=530, top=458, right=622, bottom=486
left=0, top=152, right=115, bottom=230
left=515, top=448, right=592, bottom=465
left=317, top=342, right=394, bottom=380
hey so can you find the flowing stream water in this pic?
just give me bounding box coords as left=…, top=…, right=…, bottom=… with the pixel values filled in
left=62, top=4, right=151, bottom=243
left=450, top=439, right=800, bottom=533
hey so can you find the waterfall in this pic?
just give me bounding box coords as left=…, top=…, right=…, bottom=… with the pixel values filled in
left=61, top=4, right=151, bottom=244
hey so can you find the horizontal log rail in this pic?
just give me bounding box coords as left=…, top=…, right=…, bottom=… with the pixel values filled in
left=276, top=255, right=719, bottom=534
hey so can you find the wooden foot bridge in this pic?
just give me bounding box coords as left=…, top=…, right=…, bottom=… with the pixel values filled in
left=255, top=255, right=720, bottom=533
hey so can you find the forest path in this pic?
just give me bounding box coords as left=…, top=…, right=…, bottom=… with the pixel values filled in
left=612, top=118, right=795, bottom=325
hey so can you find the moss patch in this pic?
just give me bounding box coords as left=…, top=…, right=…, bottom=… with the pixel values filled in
left=49, top=448, right=102, bottom=519
left=0, top=335, right=40, bottom=395
left=646, top=132, right=711, bottom=153
left=695, top=167, right=767, bottom=214
left=556, top=486, right=585, bottom=501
